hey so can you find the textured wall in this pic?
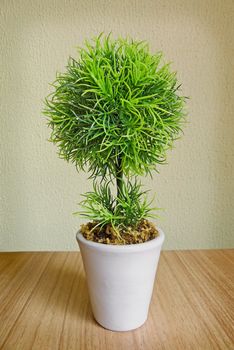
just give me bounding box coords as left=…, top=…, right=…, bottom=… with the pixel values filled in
left=1, top=0, right=234, bottom=251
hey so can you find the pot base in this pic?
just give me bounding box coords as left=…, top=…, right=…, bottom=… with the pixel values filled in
left=94, top=315, right=148, bottom=332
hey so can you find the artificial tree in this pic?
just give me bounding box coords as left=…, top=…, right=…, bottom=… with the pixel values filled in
left=44, top=34, right=186, bottom=245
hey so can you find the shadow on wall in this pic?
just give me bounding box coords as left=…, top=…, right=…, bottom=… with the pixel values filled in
left=1, top=0, right=234, bottom=249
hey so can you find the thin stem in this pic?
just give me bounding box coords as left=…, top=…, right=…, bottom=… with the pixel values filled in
left=116, top=156, right=123, bottom=199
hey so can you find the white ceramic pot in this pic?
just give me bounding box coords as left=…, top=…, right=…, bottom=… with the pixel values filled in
left=76, top=227, right=164, bottom=332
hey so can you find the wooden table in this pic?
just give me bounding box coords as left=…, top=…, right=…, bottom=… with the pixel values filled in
left=0, top=250, right=233, bottom=349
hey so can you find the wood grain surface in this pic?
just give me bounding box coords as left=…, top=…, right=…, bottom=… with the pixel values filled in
left=0, top=250, right=233, bottom=349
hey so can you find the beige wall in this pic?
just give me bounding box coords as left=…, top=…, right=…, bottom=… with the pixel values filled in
left=1, top=0, right=234, bottom=251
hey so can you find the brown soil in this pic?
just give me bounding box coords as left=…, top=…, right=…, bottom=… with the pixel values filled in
left=80, top=219, right=158, bottom=245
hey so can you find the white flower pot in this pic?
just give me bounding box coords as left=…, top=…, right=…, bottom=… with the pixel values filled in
left=76, top=227, right=164, bottom=331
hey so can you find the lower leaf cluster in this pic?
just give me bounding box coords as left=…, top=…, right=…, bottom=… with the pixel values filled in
left=76, top=180, right=157, bottom=232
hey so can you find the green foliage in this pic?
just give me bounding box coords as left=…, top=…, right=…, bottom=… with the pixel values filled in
left=114, top=180, right=157, bottom=227
left=44, top=34, right=185, bottom=178
left=78, top=180, right=157, bottom=229
left=43, top=34, right=186, bottom=237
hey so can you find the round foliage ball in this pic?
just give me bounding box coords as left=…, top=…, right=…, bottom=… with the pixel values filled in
left=44, top=34, right=186, bottom=178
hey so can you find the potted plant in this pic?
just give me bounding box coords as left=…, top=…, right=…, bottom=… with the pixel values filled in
left=43, top=34, right=186, bottom=331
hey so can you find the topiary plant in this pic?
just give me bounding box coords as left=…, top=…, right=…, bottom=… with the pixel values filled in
left=43, top=33, right=186, bottom=244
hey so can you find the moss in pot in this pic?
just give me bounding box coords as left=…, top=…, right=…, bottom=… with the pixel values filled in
left=43, top=34, right=186, bottom=331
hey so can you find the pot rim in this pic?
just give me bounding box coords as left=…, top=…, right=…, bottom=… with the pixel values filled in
left=76, top=226, right=164, bottom=253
